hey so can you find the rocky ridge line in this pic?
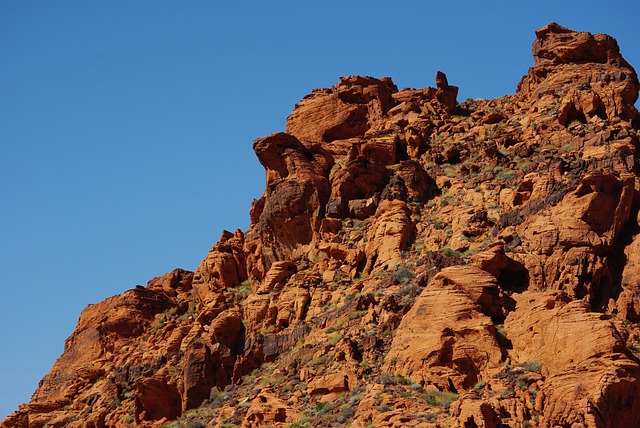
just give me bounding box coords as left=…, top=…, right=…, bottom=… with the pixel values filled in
left=3, top=22, right=640, bottom=428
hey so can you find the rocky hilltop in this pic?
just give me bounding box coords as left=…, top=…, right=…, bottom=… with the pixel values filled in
left=4, top=23, right=640, bottom=428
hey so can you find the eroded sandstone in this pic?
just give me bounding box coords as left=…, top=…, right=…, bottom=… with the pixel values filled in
left=4, top=23, right=640, bottom=428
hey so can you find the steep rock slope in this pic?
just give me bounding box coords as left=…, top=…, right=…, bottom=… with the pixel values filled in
left=3, top=22, right=640, bottom=428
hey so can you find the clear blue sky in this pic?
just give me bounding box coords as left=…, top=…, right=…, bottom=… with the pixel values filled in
left=1, top=0, right=638, bottom=418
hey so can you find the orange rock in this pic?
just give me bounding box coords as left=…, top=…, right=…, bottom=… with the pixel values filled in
left=135, top=375, right=181, bottom=420
left=327, top=144, right=388, bottom=218
left=286, top=75, right=397, bottom=143
left=381, top=160, right=438, bottom=204
left=518, top=22, right=639, bottom=125
left=33, top=287, right=173, bottom=404
left=7, top=22, right=640, bottom=428
left=246, top=132, right=332, bottom=277
left=535, top=354, right=640, bottom=427
left=504, top=290, right=626, bottom=376
left=306, top=369, right=354, bottom=396
left=241, top=389, right=301, bottom=427
left=274, top=286, right=310, bottom=329
left=257, top=260, right=296, bottom=294
left=146, top=268, right=193, bottom=300
left=383, top=266, right=504, bottom=390
left=450, top=391, right=501, bottom=428
left=192, top=229, right=246, bottom=303
left=364, top=200, right=413, bottom=273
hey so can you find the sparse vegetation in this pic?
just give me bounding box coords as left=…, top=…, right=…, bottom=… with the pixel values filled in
left=424, top=390, right=459, bottom=407
left=391, top=268, right=415, bottom=284
left=441, top=245, right=462, bottom=257
left=473, top=381, right=487, bottom=390
left=329, top=333, right=343, bottom=346
left=22, top=24, right=639, bottom=428
left=522, top=361, right=542, bottom=373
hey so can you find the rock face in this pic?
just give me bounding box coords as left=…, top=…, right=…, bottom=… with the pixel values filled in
left=286, top=75, right=398, bottom=144
left=518, top=22, right=639, bottom=125
left=4, top=23, right=640, bottom=428
left=383, top=266, right=505, bottom=391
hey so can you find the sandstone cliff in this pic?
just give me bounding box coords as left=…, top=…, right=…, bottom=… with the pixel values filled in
left=3, top=22, right=640, bottom=428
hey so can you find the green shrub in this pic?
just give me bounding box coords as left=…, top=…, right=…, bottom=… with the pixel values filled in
left=397, top=284, right=419, bottom=296
left=424, top=390, right=458, bottom=407
left=409, top=383, right=423, bottom=391
left=316, top=401, right=334, bottom=415
left=391, top=269, right=415, bottom=284
left=397, top=374, right=412, bottom=385
left=473, top=381, right=487, bottom=390
left=211, top=391, right=232, bottom=407
left=380, top=372, right=398, bottom=385
left=522, top=361, right=541, bottom=373
left=308, top=355, right=329, bottom=369
left=258, top=375, right=287, bottom=388
left=496, top=169, right=516, bottom=181
left=329, top=333, right=343, bottom=346
left=376, top=404, right=393, bottom=413
left=337, top=404, right=356, bottom=423
left=287, top=416, right=312, bottom=428
left=441, top=246, right=462, bottom=258
left=348, top=310, right=367, bottom=320
left=230, top=280, right=251, bottom=294
left=163, top=307, right=177, bottom=317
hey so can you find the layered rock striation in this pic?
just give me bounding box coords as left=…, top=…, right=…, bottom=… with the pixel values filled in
left=3, top=23, right=640, bottom=428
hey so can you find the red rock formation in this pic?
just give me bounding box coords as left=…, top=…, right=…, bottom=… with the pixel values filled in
left=505, top=291, right=626, bottom=375
left=518, top=22, right=639, bottom=126
left=286, top=76, right=397, bottom=143
left=246, top=132, right=332, bottom=280
left=4, top=23, right=640, bottom=428
left=383, top=265, right=505, bottom=391
left=363, top=199, right=413, bottom=273
left=193, top=229, right=246, bottom=303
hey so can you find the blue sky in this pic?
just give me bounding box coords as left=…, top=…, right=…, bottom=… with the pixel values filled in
left=1, top=0, right=639, bottom=418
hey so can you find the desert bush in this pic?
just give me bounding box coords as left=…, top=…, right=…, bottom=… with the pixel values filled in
left=424, top=390, right=458, bottom=407
left=522, top=361, right=541, bottom=373
left=391, top=269, right=415, bottom=284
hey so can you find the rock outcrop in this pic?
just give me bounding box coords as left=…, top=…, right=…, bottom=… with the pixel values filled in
left=383, top=266, right=505, bottom=391
left=518, top=22, right=639, bottom=126
left=3, top=23, right=640, bottom=428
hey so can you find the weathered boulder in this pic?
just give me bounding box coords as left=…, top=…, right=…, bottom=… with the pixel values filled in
left=33, top=287, right=173, bottom=404
left=326, top=143, right=389, bottom=218
left=383, top=266, right=505, bottom=390
left=192, top=229, right=246, bottom=304
left=450, top=392, right=501, bottom=428
left=535, top=354, right=640, bottom=428
left=363, top=200, right=413, bottom=273
left=504, top=291, right=626, bottom=375
left=136, top=375, right=182, bottom=421
left=246, top=132, right=333, bottom=279
left=518, top=22, right=639, bottom=125
left=241, top=389, right=301, bottom=427
left=286, top=75, right=398, bottom=143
